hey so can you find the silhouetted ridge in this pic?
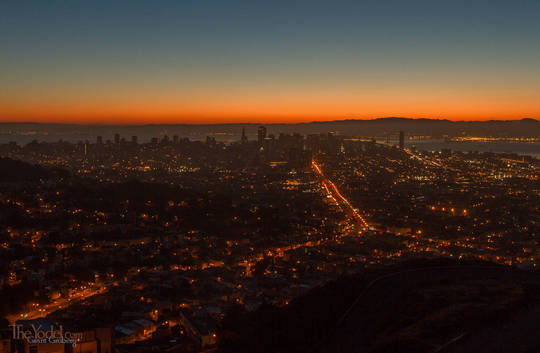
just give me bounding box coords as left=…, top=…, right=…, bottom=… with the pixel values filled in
left=218, top=258, right=540, bottom=353
left=0, top=158, right=68, bottom=182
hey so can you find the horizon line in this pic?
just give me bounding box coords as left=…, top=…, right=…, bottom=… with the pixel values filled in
left=0, top=117, right=538, bottom=127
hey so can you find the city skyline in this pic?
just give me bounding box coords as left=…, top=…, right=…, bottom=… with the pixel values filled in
left=2, top=0, right=540, bottom=124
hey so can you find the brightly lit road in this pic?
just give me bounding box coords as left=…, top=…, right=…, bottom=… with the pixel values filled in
left=312, top=160, right=369, bottom=230
left=7, top=284, right=108, bottom=324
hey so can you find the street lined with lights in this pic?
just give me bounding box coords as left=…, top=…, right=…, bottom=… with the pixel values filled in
left=312, top=160, right=370, bottom=230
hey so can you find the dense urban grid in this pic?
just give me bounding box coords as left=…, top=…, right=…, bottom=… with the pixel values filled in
left=0, top=127, right=538, bottom=352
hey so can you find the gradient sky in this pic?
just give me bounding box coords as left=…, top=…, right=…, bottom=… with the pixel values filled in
left=1, top=0, right=540, bottom=124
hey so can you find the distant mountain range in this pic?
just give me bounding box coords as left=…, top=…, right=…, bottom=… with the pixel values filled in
left=1, top=118, right=539, bottom=143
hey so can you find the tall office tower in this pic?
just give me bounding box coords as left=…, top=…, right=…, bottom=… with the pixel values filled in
left=173, top=135, right=179, bottom=144
left=258, top=126, right=267, bottom=145
left=263, top=135, right=275, bottom=160
left=96, top=136, right=103, bottom=144
left=162, top=135, right=170, bottom=143
left=306, top=134, right=320, bottom=153
left=114, top=133, right=120, bottom=144
left=131, top=136, right=138, bottom=144
left=327, top=132, right=340, bottom=155
left=399, top=130, right=405, bottom=149
left=288, top=147, right=301, bottom=168
left=241, top=127, right=248, bottom=144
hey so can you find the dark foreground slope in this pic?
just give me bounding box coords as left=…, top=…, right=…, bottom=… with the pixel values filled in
left=0, top=157, right=69, bottom=182
left=218, top=258, right=540, bottom=353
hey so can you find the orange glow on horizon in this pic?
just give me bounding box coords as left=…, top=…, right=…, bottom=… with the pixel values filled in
left=1, top=88, right=538, bottom=124
left=0, top=114, right=535, bottom=125
left=2, top=73, right=538, bottom=124
left=0, top=112, right=536, bottom=125
left=0, top=106, right=537, bottom=125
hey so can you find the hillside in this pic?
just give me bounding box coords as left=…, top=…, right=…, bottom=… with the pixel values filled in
left=0, top=157, right=68, bottom=182
left=218, top=258, right=540, bottom=353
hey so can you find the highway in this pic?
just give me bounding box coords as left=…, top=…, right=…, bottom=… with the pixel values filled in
left=312, top=160, right=369, bottom=230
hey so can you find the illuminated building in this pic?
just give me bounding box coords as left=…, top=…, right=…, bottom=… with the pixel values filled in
left=258, top=126, right=267, bottom=145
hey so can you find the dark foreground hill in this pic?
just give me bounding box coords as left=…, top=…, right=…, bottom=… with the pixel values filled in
left=218, top=258, right=540, bottom=353
left=0, top=157, right=69, bottom=182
